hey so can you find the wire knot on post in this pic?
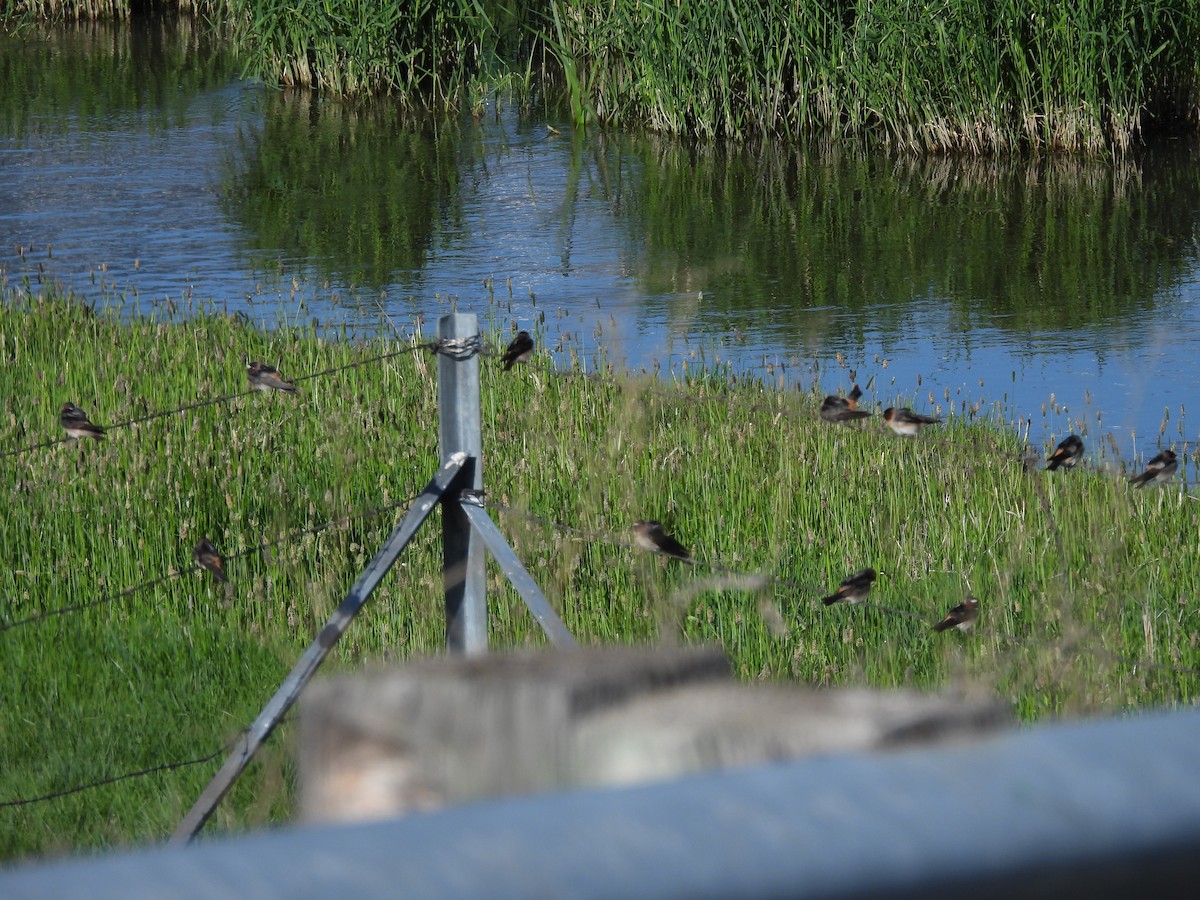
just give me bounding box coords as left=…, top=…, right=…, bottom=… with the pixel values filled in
left=429, top=334, right=484, bottom=360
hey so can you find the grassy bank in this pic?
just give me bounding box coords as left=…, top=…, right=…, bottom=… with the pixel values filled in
left=1, top=286, right=1198, bottom=861
left=7, top=1, right=1197, bottom=151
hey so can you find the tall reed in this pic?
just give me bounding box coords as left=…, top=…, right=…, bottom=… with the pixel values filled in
left=4, top=0, right=227, bottom=20
left=5, top=0, right=131, bottom=18
left=547, top=0, right=1200, bottom=153
left=220, top=0, right=537, bottom=103
left=7, top=1, right=1196, bottom=151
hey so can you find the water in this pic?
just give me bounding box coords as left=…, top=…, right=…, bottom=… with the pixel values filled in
left=3, top=20, right=1200, bottom=464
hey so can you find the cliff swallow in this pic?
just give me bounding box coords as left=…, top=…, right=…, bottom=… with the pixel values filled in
left=883, top=407, right=940, bottom=436
left=500, top=330, right=534, bottom=371
left=933, top=596, right=980, bottom=632
left=192, top=539, right=228, bottom=583
left=60, top=402, right=106, bottom=440
left=821, top=568, right=877, bottom=606
left=820, top=385, right=872, bottom=423
left=247, top=361, right=300, bottom=394
left=1129, top=449, right=1178, bottom=488
left=1046, top=435, right=1083, bottom=470
left=632, top=520, right=691, bottom=561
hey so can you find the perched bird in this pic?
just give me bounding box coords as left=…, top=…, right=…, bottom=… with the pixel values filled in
left=247, top=361, right=300, bottom=394
left=500, top=330, right=534, bottom=371
left=821, top=568, right=877, bottom=606
left=1046, top=435, right=1083, bottom=471
left=933, top=596, right=980, bottom=633
left=60, top=402, right=106, bottom=441
left=1021, top=447, right=1041, bottom=473
left=820, top=385, right=872, bottom=423
left=883, top=407, right=941, bottom=436
left=192, top=539, right=228, bottom=583
left=632, top=520, right=691, bottom=561
left=1129, top=449, right=1178, bottom=488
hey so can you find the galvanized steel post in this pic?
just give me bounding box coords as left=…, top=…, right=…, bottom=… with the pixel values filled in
left=437, top=313, right=487, bottom=655
left=169, top=454, right=467, bottom=844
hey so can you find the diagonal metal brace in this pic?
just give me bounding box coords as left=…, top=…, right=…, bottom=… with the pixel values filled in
left=170, top=453, right=468, bottom=845
left=458, top=500, right=577, bottom=648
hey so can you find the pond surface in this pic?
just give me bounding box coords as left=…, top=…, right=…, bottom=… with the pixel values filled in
left=3, top=19, right=1200, bottom=465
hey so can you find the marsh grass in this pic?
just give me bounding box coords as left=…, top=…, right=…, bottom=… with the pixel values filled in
left=7, top=1, right=1197, bottom=151
left=5, top=0, right=131, bottom=18
left=4, top=1, right=222, bottom=21
left=221, top=0, right=539, bottom=103
left=549, top=0, right=1200, bottom=153
left=1, top=284, right=1198, bottom=860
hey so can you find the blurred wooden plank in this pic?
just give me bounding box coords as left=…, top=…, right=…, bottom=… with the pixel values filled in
left=300, top=646, right=1009, bottom=824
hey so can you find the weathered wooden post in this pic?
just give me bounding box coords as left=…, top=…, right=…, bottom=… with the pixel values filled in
left=437, top=313, right=487, bottom=655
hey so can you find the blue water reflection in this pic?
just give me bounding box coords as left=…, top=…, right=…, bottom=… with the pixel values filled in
left=2, top=32, right=1199, bottom=465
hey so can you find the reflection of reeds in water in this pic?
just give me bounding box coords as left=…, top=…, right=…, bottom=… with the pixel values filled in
left=0, top=12, right=232, bottom=139
left=218, top=88, right=462, bottom=290
left=610, top=136, right=1190, bottom=343
left=10, top=0, right=131, bottom=18
left=12, top=1, right=232, bottom=20
left=7, top=2, right=220, bottom=24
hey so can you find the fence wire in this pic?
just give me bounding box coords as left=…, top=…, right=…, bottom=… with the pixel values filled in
left=1, top=494, right=419, bottom=634
left=0, top=337, right=470, bottom=461
left=0, top=717, right=295, bottom=811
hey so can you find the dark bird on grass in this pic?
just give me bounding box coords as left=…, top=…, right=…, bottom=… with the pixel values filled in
left=1046, top=434, right=1083, bottom=471
left=192, top=539, right=228, bottom=583
left=1129, top=449, right=1178, bottom=488
left=60, top=402, right=106, bottom=441
left=820, top=385, right=872, bottom=423
left=247, top=361, right=300, bottom=394
left=500, top=330, right=534, bottom=371
left=821, top=568, right=877, bottom=606
left=933, top=595, right=980, bottom=632
left=883, top=407, right=940, bottom=436
left=632, top=520, right=691, bottom=561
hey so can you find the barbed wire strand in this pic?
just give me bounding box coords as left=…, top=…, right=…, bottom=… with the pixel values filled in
left=0, top=338, right=471, bottom=461
left=0, top=715, right=297, bottom=811
left=0, top=571, right=180, bottom=635
left=0, top=741, right=235, bottom=810
left=0, top=493, right=420, bottom=634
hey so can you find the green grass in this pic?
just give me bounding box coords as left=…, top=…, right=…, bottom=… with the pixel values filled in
left=1, top=283, right=1198, bottom=862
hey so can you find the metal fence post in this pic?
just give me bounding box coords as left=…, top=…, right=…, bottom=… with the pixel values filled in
left=169, top=455, right=468, bottom=844
left=438, top=313, right=487, bottom=655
